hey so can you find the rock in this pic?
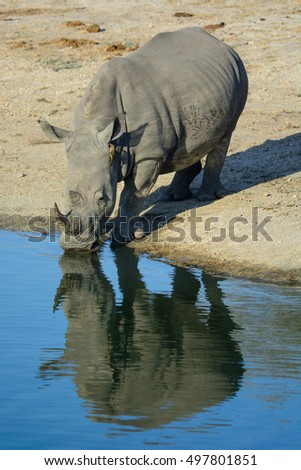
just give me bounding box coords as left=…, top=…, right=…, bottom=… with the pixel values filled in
left=86, top=24, right=101, bottom=33
left=134, top=226, right=145, bottom=240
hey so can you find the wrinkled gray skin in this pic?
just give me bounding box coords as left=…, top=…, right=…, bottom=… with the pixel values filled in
left=39, top=27, right=248, bottom=251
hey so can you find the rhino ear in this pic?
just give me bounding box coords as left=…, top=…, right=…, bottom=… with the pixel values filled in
left=97, top=117, right=122, bottom=148
left=38, top=119, right=71, bottom=143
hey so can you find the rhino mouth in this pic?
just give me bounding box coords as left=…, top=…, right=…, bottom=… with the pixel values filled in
left=53, top=202, right=100, bottom=251
left=58, top=233, right=100, bottom=252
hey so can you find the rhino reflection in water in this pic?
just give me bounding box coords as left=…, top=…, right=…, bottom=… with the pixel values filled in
left=40, top=248, right=244, bottom=428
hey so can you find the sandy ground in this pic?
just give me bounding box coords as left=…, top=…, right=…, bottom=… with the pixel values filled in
left=0, top=0, right=300, bottom=285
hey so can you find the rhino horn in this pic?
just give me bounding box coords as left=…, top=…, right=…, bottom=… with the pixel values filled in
left=53, top=203, right=71, bottom=233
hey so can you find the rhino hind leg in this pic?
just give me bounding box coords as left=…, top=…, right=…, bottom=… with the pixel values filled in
left=197, top=133, right=231, bottom=201
left=160, top=161, right=202, bottom=202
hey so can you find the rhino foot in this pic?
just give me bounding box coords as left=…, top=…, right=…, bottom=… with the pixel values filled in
left=196, top=185, right=227, bottom=202
left=159, top=186, right=193, bottom=202
left=110, top=218, right=146, bottom=248
left=110, top=229, right=132, bottom=248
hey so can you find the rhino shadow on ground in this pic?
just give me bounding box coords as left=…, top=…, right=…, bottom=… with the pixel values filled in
left=142, top=132, right=301, bottom=229
left=218, top=132, right=301, bottom=193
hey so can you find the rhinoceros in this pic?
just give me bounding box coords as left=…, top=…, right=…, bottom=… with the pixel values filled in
left=39, top=27, right=248, bottom=251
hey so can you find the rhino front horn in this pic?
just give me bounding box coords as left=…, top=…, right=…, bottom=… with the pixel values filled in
left=53, top=203, right=71, bottom=233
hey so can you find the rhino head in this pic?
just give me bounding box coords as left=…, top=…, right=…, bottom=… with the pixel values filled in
left=39, top=118, right=124, bottom=251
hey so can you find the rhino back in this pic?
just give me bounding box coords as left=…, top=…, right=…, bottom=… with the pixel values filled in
left=76, top=27, right=248, bottom=161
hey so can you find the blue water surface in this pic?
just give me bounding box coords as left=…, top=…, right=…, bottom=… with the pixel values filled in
left=0, top=230, right=300, bottom=450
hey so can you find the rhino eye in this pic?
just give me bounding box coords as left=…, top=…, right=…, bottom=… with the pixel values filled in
left=95, top=190, right=107, bottom=210
left=69, top=190, right=82, bottom=205
left=96, top=194, right=107, bottom=210
left=97, top=197, right=106, bottom=210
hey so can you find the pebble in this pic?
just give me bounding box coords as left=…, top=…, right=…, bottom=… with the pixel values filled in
left=134, top=227, right=145, bottom=240
left=86, top=24, right=100, bottom=33
left=19, top=172, right=26, bottom=177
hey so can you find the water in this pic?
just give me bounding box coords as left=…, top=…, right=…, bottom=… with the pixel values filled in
left=0, top=230, right=300, bottom=450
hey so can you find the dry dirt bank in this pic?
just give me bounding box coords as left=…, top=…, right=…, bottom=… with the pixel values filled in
left=0, top=1, right=300, bottom=285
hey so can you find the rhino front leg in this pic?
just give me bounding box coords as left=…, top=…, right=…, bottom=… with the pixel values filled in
left=197, top=133, right=231, bottom=201
left=112, top=159, right=162, bottom=246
